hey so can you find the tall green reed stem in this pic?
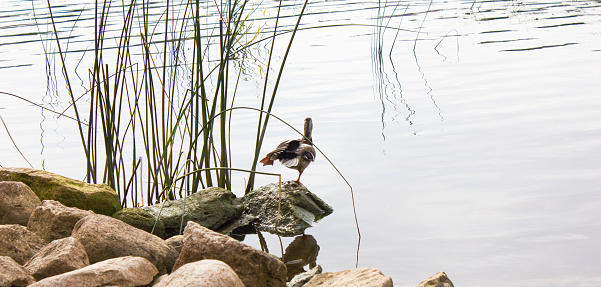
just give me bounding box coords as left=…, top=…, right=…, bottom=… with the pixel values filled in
left=46, top=0, right=310, bottom=207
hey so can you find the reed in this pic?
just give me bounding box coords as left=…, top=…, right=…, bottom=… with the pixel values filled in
left=45, top=0, right=309, bottom=207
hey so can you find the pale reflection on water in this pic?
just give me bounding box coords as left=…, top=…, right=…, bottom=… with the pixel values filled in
left=1, top=1, right=601, bottom=286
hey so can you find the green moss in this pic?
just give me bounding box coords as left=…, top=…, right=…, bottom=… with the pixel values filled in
left=142, top=186, right=243, bottom=238
left=113, top=207, right=165, bottom=238
left=0, top=168, right=121, bottom=216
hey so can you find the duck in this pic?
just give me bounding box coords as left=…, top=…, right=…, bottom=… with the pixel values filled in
left=260, top=117, right=316, bottom=184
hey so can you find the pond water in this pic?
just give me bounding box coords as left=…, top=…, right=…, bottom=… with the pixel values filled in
left=1, top=0, right=601, bottom=286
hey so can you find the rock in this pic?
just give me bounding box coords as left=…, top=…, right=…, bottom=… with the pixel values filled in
left=0, top=181, right=41, bottom=226
left=113, top=207, right=165, bottom=238
left=142, top=187, right=243, bottom=238
left=173, top=221, right=287, bottom=287
left=416, top=271, right=454, bottom=287
left=71, top=214, right=178, bottom=274
left=287, top=265, right=322, bottom=287
left=304, top=267, right=393, bottom=287
left=165, top=235, right=184, bottom=254
left=0, top=167, right=121, bottom=215
left=0, top=256, right=36, bottom=287
left=242, top=181, right=333, bottom=236
left=282, top=234, right=320, bottom=279
left=28, top=256, right=158, bottom=287
left=154, top=259, right=244, bottom=287
left=218, top=212, right=258, bottom=240
left=27, top=200, right=94, bottom=243
left=0, top=224, right=45, bottom=265
left=24, top=237, right=89, bottom=281
left=150, top=274, right=169, bottom=286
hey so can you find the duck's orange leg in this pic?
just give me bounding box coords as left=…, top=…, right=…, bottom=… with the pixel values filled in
left=294, top=171, right=304, bottom=185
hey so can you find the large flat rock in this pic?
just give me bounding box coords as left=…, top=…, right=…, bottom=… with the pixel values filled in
left=142, top=187, right=242, bottom=238
left=28, top=256, right=158, bottom=287
left=0, top=167, right=120, bottom=215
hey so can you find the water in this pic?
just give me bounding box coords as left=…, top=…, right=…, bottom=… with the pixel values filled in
left=2, top=0, right=601, bottom=286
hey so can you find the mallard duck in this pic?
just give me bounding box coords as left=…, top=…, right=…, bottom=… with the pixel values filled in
left=260, top=118, right=316, bottom=184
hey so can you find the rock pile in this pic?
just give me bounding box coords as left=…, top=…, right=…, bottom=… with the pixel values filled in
left=0, top=168, right=451, bottom=287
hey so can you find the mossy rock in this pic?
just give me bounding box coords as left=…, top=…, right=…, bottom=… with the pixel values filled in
left=0, top=167, right=121, bottom=216
left=142, top=187, right=243, bottom=238
left=113, top=207, right=165, bottom=238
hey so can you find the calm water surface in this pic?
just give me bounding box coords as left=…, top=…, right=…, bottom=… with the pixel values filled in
left=1, top=1, right=601, bottom=286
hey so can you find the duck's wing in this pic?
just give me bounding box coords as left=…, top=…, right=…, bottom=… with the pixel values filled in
left=260, top=140, right=300, bottom=166
left=281, top=156, right=300, bottom=168
left=276, top=140, right=302, bottom=168
left=265, top=140, right=300, bottom=159
left=281, top=142, right=316, bottom=169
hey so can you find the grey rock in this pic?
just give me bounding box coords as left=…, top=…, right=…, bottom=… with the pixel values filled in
left=142, top=187, right=243, bottom=238
left=287, top=265, right=322, bottom=287
left=0, top=167, right=121, bottom=215
left=304, top=267, right=393, bottom=287
left=416, top=271, right=454, bottom=287
left=243, top=181, right=333, bottom=236
left=173, top=221, right=287, bottom=287
left=0, top=256, right=36, bottom=287
left=0, top=224, right=45, bottom=265
left=27, top=200, right=94, bottom=243
left=153, top=259, right=244, bottom=287
left=218, top=212, right=259, bottom=240
left=0, top=181, right=41, bottom=226
left=29, top=256, right=158, bottom=287
left=24, top=237, right=89, bottom=281
left=113, top=207, right=165, bottom=238
left=71, top=214, right=178, bottom=274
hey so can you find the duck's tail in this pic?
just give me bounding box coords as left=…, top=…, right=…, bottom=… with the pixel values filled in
left=259, top=157, right=274, bottom=166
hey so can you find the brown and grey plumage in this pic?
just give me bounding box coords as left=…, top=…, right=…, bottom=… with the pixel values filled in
left=260, top=118, right=316, bottom=184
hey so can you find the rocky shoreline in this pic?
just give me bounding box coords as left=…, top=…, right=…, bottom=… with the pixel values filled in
left=1, top=167, right=454, bottom=286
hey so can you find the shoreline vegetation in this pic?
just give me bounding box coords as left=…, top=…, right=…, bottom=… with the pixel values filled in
left=35, top=0, right=362, bottom=272
left=45, top=0, right=311, bottom=206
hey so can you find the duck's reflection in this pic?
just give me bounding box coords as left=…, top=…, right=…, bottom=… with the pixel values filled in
left=282, top=234, right=320, bottom=280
